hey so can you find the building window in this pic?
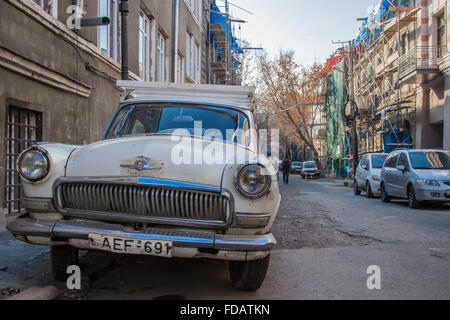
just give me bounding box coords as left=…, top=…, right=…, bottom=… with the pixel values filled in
left=195, top=43, right=201, bottom=83
left=437, top=14, right=446, bottom=58
left=139, top=12, right=151, bottom=81
left=185, top=34, right=200, bottom=83
left=177, top=54, right=185, bottom=83
left=186, top=0, right=202, bottom=23
left=186, top=33, right=193, bottom=80
left=401, top=33, right=409, bottom=56
left=30, top=0, right=58, bottom=18
left=4, top=106, right=42, bottom=214
left=98, top=0, right=118, bottom=60
left=157, top=32, right=168, bottom=82
left=99, top=0, right=110, bottom=55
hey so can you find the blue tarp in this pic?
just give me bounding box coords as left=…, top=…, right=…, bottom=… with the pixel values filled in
left=210, top=0, right=243, bottom=54
left=383, top=129, right=413, bottom=153
left=353, top=0, right=415, bottom=47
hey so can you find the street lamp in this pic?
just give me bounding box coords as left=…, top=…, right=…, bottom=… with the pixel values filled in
left=79, top=17, right=110, bottom=27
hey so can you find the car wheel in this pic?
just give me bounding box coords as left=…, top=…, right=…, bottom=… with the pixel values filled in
left=229, top=255, right=270, bottom=292
left=366, top=181, right=374, bottom=199
left=51, top=245, right=78, bottom=282
left=381, top=183, right=391, bottom=203
left=407, top=185, right=421, bottom=209
left=354, top=180, right=361, bottom=196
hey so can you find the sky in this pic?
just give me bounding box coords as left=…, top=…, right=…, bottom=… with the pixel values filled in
left=219, top=0, right=378, bottom=65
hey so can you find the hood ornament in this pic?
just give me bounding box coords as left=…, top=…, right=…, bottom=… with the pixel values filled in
left=121, top=157, right=163, bottom=171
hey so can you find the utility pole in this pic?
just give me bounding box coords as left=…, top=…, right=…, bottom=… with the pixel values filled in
left=225, top=0, right=229, bottom=85
left=119, top=0, right=129, bottom=80
left=396, top=3, right=401, bottom=140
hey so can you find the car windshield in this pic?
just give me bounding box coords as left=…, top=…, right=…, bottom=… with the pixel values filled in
left=303, top=162, right=317, bottom=169
left=105, top=104, right=250, bottom=145
left=409, top=151, right=450, bottom=170
left=293, top=162, right=302, bottom=167
left=372, top=155, right=387, bottom=169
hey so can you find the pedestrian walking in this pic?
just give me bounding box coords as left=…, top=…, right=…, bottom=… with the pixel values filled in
left=281, top=157, right=292, bottom=185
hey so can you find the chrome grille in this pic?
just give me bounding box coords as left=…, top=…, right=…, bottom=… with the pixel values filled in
left=55, top=183, right=229, bottom=223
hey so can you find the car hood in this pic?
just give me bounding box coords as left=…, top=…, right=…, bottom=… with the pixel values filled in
left=414, top=169, right=450, bottom=181
left=65, top=135, right=255, bottom=187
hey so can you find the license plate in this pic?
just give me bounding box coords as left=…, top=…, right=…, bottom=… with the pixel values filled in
left=88, top=234, right=173, bottom=257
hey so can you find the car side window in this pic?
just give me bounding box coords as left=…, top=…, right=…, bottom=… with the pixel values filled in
left=359, top=156, right=366, bottom=169
left=384, top=155, right=392, bottom=168
left=385, top=153, right=399, bottom=168
left=391, top=154, right=399, bottom=168
left=397, top=153, right=409, bottom=169
left=362, top=156, right=369, bottom=170
left=360, top=156, right=368, bottom=169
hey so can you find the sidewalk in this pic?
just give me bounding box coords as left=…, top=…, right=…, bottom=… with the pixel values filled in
left=319, top=177, right=354, bottom=188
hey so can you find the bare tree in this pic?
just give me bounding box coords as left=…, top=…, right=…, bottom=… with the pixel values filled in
left=257, top=51, right=327, bottom=165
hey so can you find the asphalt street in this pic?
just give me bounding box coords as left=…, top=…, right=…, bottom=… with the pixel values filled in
left=1, top=175, right=449, bottom=300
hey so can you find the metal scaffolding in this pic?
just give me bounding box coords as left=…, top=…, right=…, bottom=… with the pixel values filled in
left=337, top=0, right=433, bottom=162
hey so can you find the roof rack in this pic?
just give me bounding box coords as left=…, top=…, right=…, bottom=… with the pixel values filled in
left=116, top=81, right=255, bottom=110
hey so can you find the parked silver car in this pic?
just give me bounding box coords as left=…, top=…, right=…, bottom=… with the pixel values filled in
left=354, top=153, right=388, bottom=198
left=380, top=149, right=450, bottom=208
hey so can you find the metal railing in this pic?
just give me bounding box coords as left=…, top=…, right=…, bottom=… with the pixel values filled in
left=399, top=46, right=439, bottom=79
left=438, top=45, right=447, bottom=59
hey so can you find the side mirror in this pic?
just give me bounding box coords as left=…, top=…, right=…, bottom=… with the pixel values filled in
left=396, top=165, right=406, bottom=173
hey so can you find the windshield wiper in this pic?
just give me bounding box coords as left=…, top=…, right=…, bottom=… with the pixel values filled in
left=114, top=106, right=136, bottom=138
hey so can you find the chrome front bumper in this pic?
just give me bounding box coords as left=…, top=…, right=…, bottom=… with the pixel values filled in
left=7, top=215, right=276, bottom=259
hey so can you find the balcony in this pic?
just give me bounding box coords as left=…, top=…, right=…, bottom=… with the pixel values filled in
left=399, top=46, right=441, bottom=84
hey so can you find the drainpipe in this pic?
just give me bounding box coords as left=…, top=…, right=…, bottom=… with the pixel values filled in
left=119, top=0, right=129, bottom=80
left=172, top=0, right=180, bottom=82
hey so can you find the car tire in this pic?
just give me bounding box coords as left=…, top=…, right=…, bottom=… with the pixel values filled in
left=51, top=245, right=79, bottom=282
left=381, top=183, right=391, bottom=203
left=407, top=185, right=422, bottom=209
left=229, top=255, right=270, bottom=292
left=366, top=181, right=374, bottom=199
left=354, top=180, right=361, bottom=196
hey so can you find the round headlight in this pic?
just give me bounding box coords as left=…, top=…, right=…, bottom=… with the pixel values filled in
left=235, top=164, right=271, bottom=199
left=18, top=149, right=49, bottom=182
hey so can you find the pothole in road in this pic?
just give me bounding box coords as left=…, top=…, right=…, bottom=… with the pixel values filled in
left=273, top=189, right=376, bottom=250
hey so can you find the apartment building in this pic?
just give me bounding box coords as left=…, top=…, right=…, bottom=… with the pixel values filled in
left=0, top=0, right=243, bottom=213
left=326, top=0, right=450, bottom=169
left=412, top=0, right=450, bottom=150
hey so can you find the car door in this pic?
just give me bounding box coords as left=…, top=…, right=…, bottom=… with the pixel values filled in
left=360, top=156, right=370, bottom=189
left=384, top=152, right=399, bottom=194
left=390, top=152, right=407, bottom=197
left=395, top=152, right=410, bottom=198
left=356, top=156, right=367, bottom=188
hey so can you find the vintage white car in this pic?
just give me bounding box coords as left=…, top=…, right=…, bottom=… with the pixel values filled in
left=7, top=82, right=280, bottom=291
